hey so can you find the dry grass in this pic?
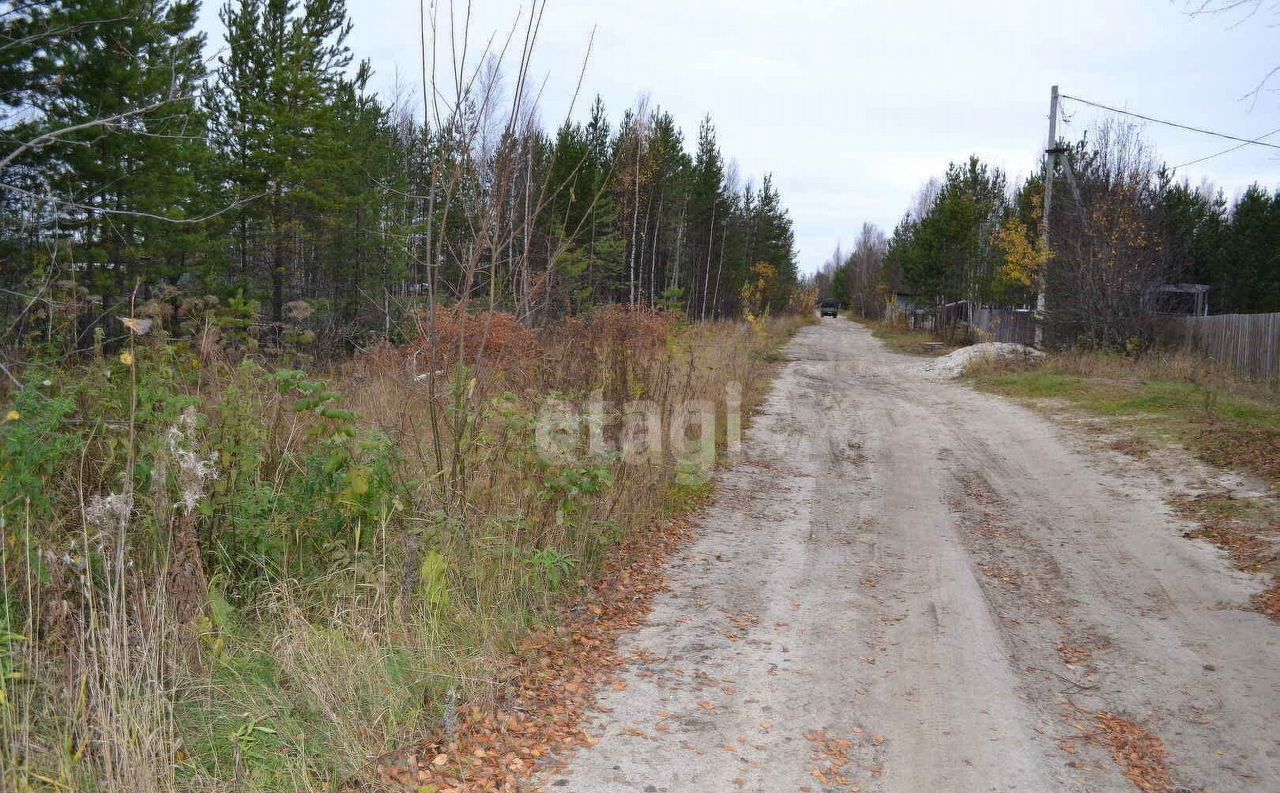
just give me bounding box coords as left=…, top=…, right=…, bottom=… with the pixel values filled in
left=365, top=494, right=703, bottom=791
left=0, top=309, right=810, bottom=791
left=857, top=317, right=965, bottom=357
left=966, top=348, right=1280, bottom=490
left=1107, top=435, right=1152, bottom=458
left=3, top=476, right=185, bottom=793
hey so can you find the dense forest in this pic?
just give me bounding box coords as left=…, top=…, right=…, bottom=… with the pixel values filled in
left=0, top=0, right=800, bottom=359
left=819, top=121, right=1280, bottom=346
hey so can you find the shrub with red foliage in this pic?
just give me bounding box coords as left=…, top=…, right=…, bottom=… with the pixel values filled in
left=354, top=304, right=681, bottom=398
left=537, top=306, right=680, bottom=399
left=356, top=306, right=542, bottom=386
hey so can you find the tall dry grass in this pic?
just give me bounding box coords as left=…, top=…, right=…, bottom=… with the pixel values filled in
left=964, top=345, right=1277, bottom=399
left=1, top=307, right=809, bottom=791
left=2, top=403, right=212, bottom=792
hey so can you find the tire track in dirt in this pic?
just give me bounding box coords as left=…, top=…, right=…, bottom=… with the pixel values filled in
left=536, top=319, right=1280, bottom=793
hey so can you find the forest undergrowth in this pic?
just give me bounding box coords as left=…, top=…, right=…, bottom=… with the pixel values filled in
left=0, top=300, right=811, bottom=791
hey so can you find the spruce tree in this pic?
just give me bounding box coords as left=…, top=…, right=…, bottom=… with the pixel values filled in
left=1222, top=185, right=1280, bottom=313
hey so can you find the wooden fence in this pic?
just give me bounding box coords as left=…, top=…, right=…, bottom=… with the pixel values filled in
left=896, top=301, right=1038, bottom=346
left=1173, top=312, right=1280, bottom=382
left=968, top=307, right=1037, bottom=345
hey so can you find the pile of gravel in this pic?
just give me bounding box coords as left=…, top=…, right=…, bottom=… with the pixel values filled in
left=922, top=342, right=1044, bottom=378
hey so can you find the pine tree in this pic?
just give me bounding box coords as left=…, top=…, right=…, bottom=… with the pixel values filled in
left=23, top=1, right=209, bottom=303
left=643, top=109, right=688, bottom=305
left=898, top=156, right=1007, bottom=305
left=208, top=0, right=355, bottom=322
left=688, top=116, right=726, bottom=319
left=751, top=173, right=797, bottom=309
left=4, top=10, right=808, bottom=343
left=1157, top=181, right=1226, bottom=292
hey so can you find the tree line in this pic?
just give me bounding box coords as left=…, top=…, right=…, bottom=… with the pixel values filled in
left=818, top=120, right=1280, bottom=347
left=0, top=0, right=800, bottom=357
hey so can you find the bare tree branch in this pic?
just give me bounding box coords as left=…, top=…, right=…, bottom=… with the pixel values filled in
left=0, top=95, right=183, bottom=171
left=1, top=182, right=264, bottom=224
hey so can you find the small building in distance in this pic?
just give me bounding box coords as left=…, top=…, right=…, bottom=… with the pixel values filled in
left=1151, top=284, right=1210, bottom=317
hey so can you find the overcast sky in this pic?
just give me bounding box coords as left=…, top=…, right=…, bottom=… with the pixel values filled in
left=197, top=0, right=1280, bottom=274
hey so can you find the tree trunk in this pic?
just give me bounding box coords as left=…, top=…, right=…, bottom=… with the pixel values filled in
left=629, top=142, right=641, bottom=305
left=700, top=210, right=715, bottom=321
left=271, top=188, right=284, bottom=323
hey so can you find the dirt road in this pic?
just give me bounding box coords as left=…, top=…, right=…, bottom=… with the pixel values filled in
left=543, top=319, right=1280, bottom=793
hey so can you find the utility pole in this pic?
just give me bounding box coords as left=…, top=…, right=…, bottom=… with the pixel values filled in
left=1036, top=84, right=1059, bottom=348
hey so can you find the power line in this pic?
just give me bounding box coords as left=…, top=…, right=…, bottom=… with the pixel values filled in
left=1171, top=125, right=1280, bottom=170
left=1059, top=93, right=1280, bottom=152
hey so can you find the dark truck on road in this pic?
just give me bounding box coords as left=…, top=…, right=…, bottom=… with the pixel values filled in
left=820, top=298, right=839, bottom=318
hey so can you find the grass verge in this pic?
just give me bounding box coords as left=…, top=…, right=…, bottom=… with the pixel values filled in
left=965, top=349, right=1280, bottom=488
left=359, top=317, right=809, bottom=790
left=1, top=309, right=811, bottom=791
left=857, top=318, right=965, bottom=357
left=365, top=478, right=710, bottom=791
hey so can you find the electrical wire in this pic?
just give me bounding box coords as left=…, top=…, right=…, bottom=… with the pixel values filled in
left=1059, top=93, right=1280, bottom=151
left=1170, top=126, right=1280, bottom=170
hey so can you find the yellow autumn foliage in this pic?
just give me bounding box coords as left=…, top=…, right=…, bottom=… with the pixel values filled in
left=741, top=262, right=779, bottom=331
left=991, top=195, right=1050, bottom=289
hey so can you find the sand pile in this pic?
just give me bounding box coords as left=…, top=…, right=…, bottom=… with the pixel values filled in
left=923, top=342, right=1044, bottom=378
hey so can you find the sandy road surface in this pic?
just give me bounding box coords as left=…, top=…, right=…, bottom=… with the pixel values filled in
left=543, top=319, right=1279, bottom=793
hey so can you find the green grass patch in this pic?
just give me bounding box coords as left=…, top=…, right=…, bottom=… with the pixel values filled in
left=173, top=611, right=448, bottom=790
left=968, top=351, right=1280, bottom=490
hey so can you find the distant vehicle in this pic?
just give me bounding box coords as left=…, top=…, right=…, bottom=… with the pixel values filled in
left=820, top=298, right=839, bottom=318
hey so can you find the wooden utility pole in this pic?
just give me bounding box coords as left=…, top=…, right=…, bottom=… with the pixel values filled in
left=1036, top=84, right=1059, bottom=347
